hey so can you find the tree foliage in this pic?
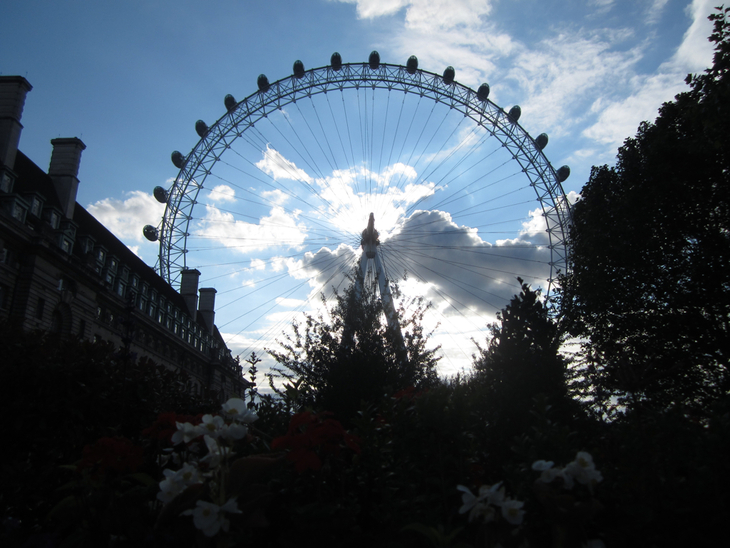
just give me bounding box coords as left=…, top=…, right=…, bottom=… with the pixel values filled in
left=0, top=320, right=217, bottom=538
left=267, top=280, right=440, bottom=423
left=473, top=280, right=573, bottom=436
left=560, top=7, right=730, bottom=413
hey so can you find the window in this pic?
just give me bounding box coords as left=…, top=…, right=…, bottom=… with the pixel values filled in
left=49, top=211, right=60, bottom=229
left=12, top=201, right=26, bottom=222
left=0, top=171, right=13, bottom=193
left=30, top=197, right=42, bottom=217
left=36, top=298, right=45, bottom=320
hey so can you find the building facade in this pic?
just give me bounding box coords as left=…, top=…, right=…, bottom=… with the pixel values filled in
left=0, top=75, right=248, bottom=401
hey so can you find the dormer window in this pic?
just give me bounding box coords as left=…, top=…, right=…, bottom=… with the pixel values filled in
left=0, top=171, right=13, bottom=193
left=12, top=201, right=26, bottom=222
left=30, top=197, right=42, bottom=217
left=49, top=211, right=60, bottom=229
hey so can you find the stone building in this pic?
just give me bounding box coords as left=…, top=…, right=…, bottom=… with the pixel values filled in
left=0, top=75, right=248, bottom=401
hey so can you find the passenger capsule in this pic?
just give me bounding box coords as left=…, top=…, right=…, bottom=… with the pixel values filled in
left=195, top=120, right=208, bottom=138
left=406, top=55, right=418, bottom=74
left=293, top=60, right=305, bottom=79
left=477, top=83, right=490, bottom=102
left=557, top=165, right=571, bottom=182
left=508, top=105, right=521, bottom=123
left=331, top=52, right=343, bottom=71
left=171, top=151, right=185, bottom=169
left=224, top=94, right=237, bottom=111
left=443, top=66, right=455, bottom=85
left=257, top=74, right=270, bottom=93
left=535, top=133, right=549, bottom=150
left=143, top=225, right=159, bottom=242
left=369, top=50, right=380, bottom=70
left=153, top=186, right=168, bottom=204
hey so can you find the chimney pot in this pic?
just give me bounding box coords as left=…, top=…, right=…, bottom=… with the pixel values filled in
left=49, top=137, right=86, bottom=218
left=180, top=268, right=201, bottom=317
left=0, top=76, right=33, bottom=172
left=199, top=287, right=217, bottom=330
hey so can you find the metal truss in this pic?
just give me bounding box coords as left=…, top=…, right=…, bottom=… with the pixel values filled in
left=160, top=59, right=572, bottom=298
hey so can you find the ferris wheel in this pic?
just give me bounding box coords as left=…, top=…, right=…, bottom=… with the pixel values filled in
left=145, top=52, right=572, bottom=373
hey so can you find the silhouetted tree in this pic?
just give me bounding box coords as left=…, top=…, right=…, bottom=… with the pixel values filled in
left=268, top=279, right=440, bottom=423
left=560, top=7, right=730, bottom=414
left=473, top=280, right=572, bottom=438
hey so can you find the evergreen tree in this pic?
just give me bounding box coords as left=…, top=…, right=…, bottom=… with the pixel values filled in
left=268, top=278, right=440, bottom=423
left=473, top=280, right=572, bottom=436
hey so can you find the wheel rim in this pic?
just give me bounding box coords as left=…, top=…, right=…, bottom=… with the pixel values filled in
left=158, top=57, right=572, bottom=372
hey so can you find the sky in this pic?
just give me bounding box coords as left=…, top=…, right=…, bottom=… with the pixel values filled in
left=2, top=0, right=719, bottom=378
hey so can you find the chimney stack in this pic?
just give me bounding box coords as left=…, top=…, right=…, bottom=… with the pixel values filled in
left=49, top=137, right=86, bottom=218
left=180, top=268, right=201, bottom=317
left=0, top=76, right=32, bottom=178
left=199, top=288, right=217, bottom=330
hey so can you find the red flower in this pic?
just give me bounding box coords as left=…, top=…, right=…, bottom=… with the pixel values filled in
left=78, top=437, right=145, bottom=478
left=142, top=412, right=202, bottom=445
left=272, top=411, right=360, bottom=473
left=392, top=385, right=427, bottom=401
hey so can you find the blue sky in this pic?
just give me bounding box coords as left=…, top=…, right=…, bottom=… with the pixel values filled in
left=2, top=0, right=718, bottom=376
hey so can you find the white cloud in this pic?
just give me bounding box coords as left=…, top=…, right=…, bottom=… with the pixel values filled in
left=208, top=184, right=236, bottom=203
left=645, top=0, right=670, bottom=25
left=581, top=0, right=716, bottom=148
left=338, top=0, right=494, bottom=29
left=198, top=204, right=307, bottom=253
left=87, top=190, right=165, bottom=244
left=256, top=144, right=313, bottom=182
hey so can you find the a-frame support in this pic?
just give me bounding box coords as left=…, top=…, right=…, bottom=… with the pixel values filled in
left=355, top=213, right=407, bottom=361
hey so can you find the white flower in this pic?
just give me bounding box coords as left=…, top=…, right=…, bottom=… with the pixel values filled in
left=200, top=414, right=225, bottom=438
left=457, top=483, right=507, bottom=523
left=236, top=408, right=259, bottom=424
left=182, top=498, right=241, bottom=537
left=156, top=462, right=203, bottom=503
left=565, top=451, right=603, bottom=486
left=533, top=460, right=573, bottom=487
left=457, top=486, right=497, bottom=523
left=220, top=422, right=248, bottom=441
left=157, top=468, right=185, bottom=503
left=221, top=398, right=258, bottom=423
left=457, top=485, right=479, bottom=515
left=532, top=460, right=554, bottom=472
left=479, top=482, right=505, bottom=507
left=178, top=462, right=203, bottom=485
left=200, top=435, right=232, bottom=468
left=501, top=499, right=526, bottom=525
left=171, top=421, right=203, bottom=445
left=471, top=501, right=497, bottom=523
